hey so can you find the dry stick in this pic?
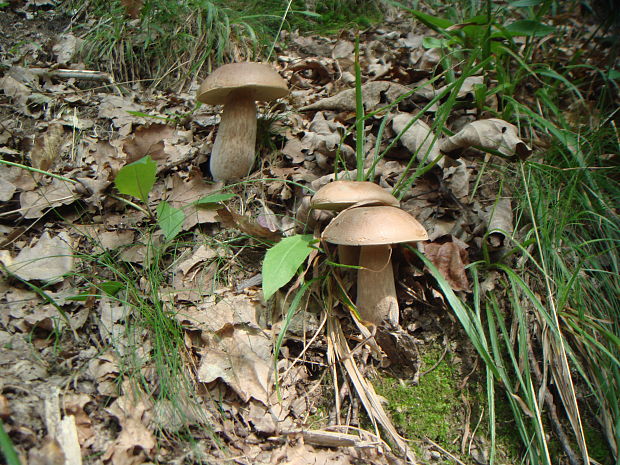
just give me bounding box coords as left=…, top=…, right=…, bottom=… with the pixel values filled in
left=27, top=68, right=113, bottom=82
left=527, top=335, right=581, bottom=465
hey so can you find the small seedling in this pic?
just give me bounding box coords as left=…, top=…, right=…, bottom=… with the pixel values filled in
left=114, top=155, right=232, bottom=241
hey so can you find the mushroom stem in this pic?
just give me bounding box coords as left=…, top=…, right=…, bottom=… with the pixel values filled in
left=210, top=93, right=257, bottom=181
left=356, top=244, right=399, bottom=326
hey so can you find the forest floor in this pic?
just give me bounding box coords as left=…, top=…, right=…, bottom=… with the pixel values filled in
left=0, top=2, right=618, bottom=465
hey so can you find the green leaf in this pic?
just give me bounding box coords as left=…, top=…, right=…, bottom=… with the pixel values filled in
left=157, top=201, right=185, bottom=240
left=66, top=280, right=124, bottom=301
left=262, top=234, right=315, bottom=301
left=409, top=9, right=454, bottom=31
left=194, top=193, right=235, bottom=205
left=608, top=69, right=620, bottom=81
left=510, top=0, right=543, bottom=6
left=422, top=36, right=449, bottom=49
left=505, top=20, right=555, bottom=37
left=115, top=156, right=157, bottom=203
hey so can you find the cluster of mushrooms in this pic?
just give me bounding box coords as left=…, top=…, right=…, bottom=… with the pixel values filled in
left=198, top=63, right=428, bottom=328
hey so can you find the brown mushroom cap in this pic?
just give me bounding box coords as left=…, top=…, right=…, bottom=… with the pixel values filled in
left=322, top=206, right=428, bottom=246
left=311, top=180, right=399, bottom=211
left=197, top=62, right=288, bottom=105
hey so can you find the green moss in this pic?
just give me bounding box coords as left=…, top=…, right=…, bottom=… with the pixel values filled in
left=374, top=348, right=461, bottom=446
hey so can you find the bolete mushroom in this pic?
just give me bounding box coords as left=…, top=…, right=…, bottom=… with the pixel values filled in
left=310, top=180, right=399, bottom=265
left=197, top=62, right=289, bottom=181
left=322, top=205, right=428, bottom=326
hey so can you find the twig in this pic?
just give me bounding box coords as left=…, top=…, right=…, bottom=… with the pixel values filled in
left=27, top=68, right=113, bottom=82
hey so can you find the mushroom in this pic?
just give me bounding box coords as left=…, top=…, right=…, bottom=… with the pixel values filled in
left=197, top=62, right=289, bottom=181
left=310, top=180, right=399, bottom=265
left=322, top=205, right=428, bottom=326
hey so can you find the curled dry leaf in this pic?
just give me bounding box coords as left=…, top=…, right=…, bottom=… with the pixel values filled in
left=300, top=112, right=354, bottom=163
left=442, top=159, right=470, bottom=199
left=216, top=206, right=283, bottom=242
left=424, top=239, right=470, bottom=292
left=392, top=113, right=442, bottom=167
left=485, top=198, right=514, bottom=248
left=440, top=118, right=532, bottom=159
left=2, top=231, right=73, bottom=284
left=301, top=80, right=417, bottom=112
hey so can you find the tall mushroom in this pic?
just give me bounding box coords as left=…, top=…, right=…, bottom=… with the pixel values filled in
left=197, top=62, right=289, bottom=182
left=322, top=205, right=427, bottom=326
left=310, top=180, right=399, bottom=265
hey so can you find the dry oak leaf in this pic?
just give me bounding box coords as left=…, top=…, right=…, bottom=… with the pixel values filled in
left=424, top=240, right=470, bottom=292
left=301, top=81, right=417, bottom=112
left=103, top=395, right=155, bottom=465
left=440, top=118, right=532, bottom=159
left=216, top=206, right=282, bottom=242
left=198, top=324, right=273, bottom=404
left=392, top=113, right=442, bottom=167
left=176, top=293, right=263, bottom=334
left=166, top=170, right=220, bottom=231
left=19, top=178, right=79, bottom=219
left=30, top=123, right=65, bottom=171
left=2, top=231, right=73, bottom=283
left=122, top=124, right=196, bottom=172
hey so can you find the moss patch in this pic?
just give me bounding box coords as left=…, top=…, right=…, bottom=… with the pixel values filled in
left=374, top=347, right=461, bottom=447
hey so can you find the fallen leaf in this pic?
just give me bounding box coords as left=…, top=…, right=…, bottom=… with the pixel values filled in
left=122, top=124, right=175, bottom=164
left=104, top=396, right=155, bottom=465
left=176, top=293, right=263, bottom=333
left=30, top=123, right=65, bottom=171
left=301, top=80, right=418, bottom=112
left=485, top=198, right=513, bottom=248
left=392, top=113, right=442, bottom=167
left=443, top=159, right=470, bottom=199
left=19, top=178, right=79, bottom=219
left=424, top=240, right=470, bottom=291
left=98, top=95, right=147, bottom=135
left=198, top=324, right=273, bottom=404
left=166, top=170, right=220, bottom=231
left=216, top=206, right=282, bottom=242
left=3, top=231, right=73, bottom=283
left=121, top=0, right=143, bottom=18
left=52, top=33, right=82, bottom=65
left=440, top=118, right=532, bottom=159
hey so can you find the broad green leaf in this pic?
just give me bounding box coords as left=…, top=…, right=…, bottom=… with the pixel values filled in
left=262, top=234, right=315, bottom=301
left=422, top=36, right=451, bottom=49
left=608, top=69, right=620, bottom=80
left=409, top=9, right=454, bottom=31
left=505, top=20, right=555, bottom=37
left=510, top=0, right=543, bottom=6
left=115, top=156, right=157, bottom=203
left=195, top=193, right=235, bottom=205
left=66, top=280, right=124, bottom=301
left=157, top=201, right=185, bottom=240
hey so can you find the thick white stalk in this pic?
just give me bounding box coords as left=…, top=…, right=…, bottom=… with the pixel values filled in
left=356, top=244, right=399, bottom=326
left=210, top=95, right=257, bottom=181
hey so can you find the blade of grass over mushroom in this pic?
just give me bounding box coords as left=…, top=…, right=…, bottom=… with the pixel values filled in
left=262, top=234, right=315, bottom=301
left=0, top=420, right=21, bottom=465
left=114, top=155, right=157, bottom=203
left=354, top=35, right=365, bottom=182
